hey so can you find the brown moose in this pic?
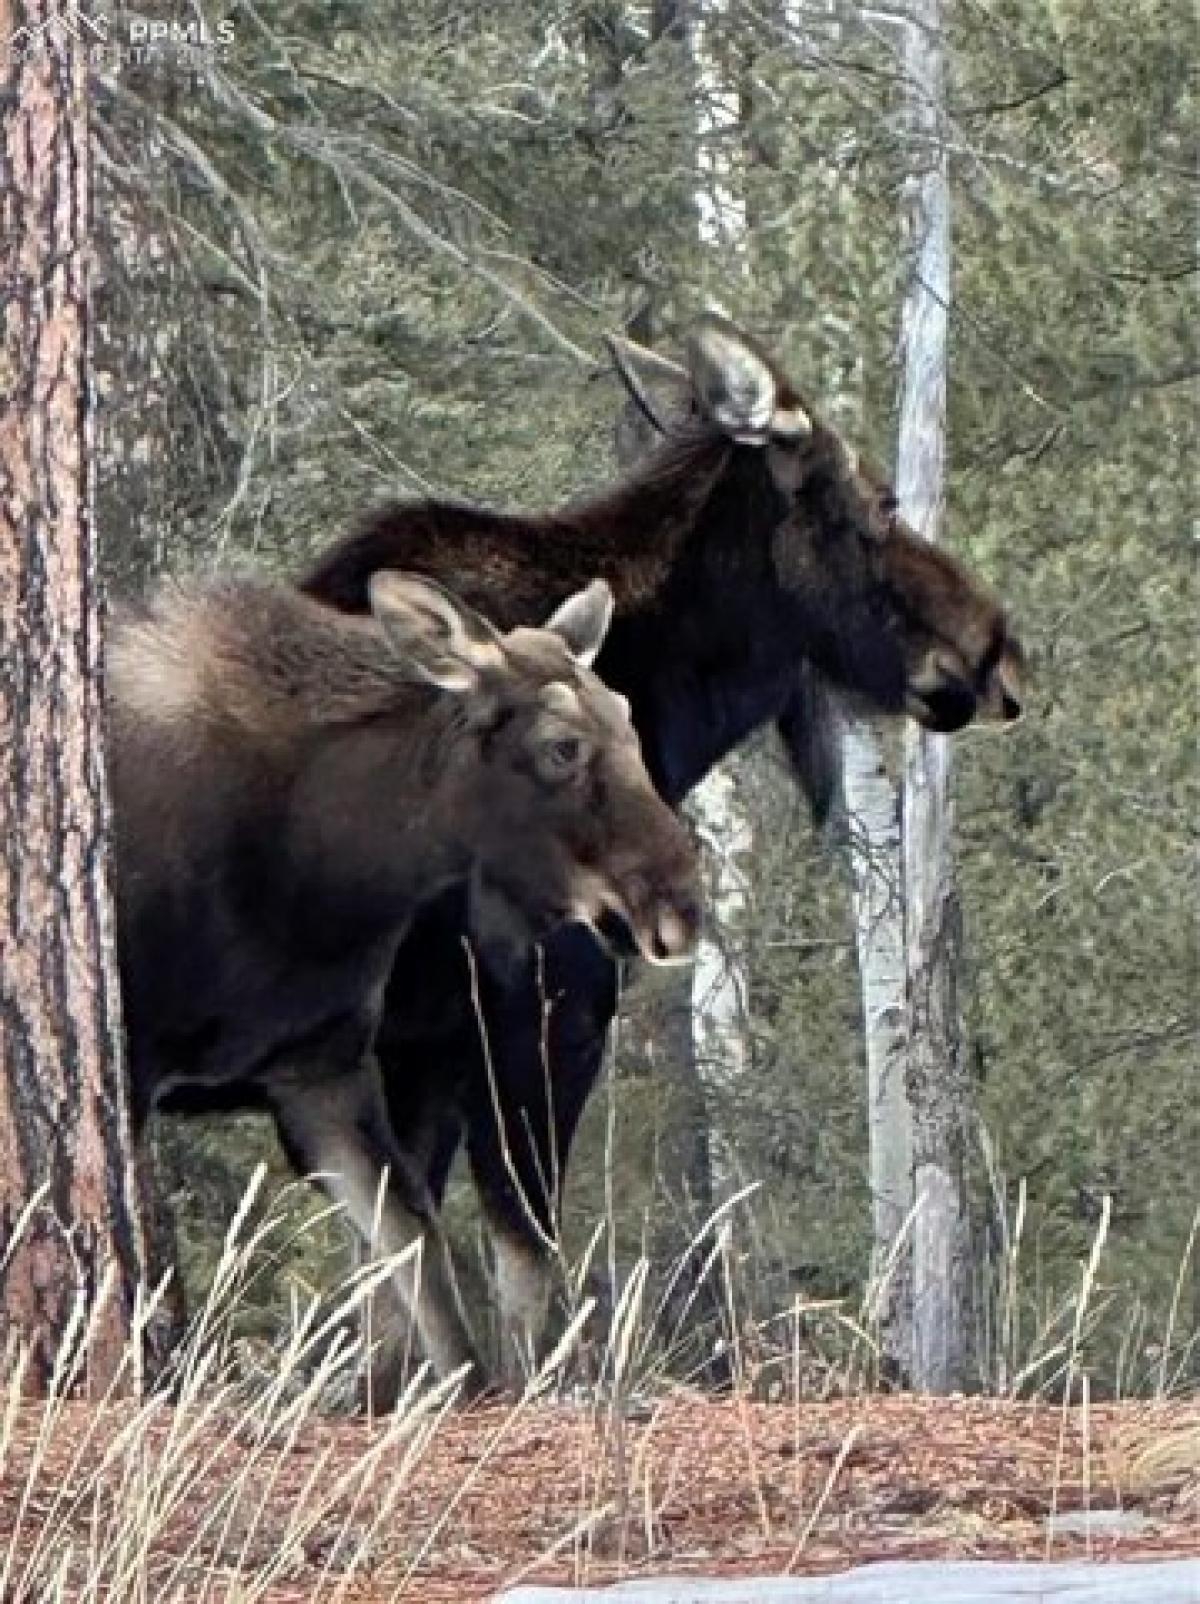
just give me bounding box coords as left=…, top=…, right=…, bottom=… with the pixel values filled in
left=111, top=570, right=700, bottom=1393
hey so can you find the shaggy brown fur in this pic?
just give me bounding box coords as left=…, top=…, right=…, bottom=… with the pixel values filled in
left=110, top=578, right=436, bottom=737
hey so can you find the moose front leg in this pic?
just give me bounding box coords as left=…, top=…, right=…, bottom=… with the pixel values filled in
left=342, top=1091, right=469, bottom=1411
left=486, top=1220, right=557, bottom=1391
left=269, top=1053, right=490, bottom=1404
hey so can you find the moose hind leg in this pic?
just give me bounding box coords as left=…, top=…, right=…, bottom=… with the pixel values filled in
left=270, top=1056, right=490, bottom=1402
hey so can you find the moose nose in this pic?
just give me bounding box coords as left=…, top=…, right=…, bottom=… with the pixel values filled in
left=647, top=888, right=702, bottom=965
left=1001, top=691, right=1022, bottom=722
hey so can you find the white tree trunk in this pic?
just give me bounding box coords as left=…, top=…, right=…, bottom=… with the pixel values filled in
left=896, top=0, right=972, bottom=1393
left=687, top=1, right=756, bottom=1192
left=841, top=721, right=913, bottom=1373
left=782, top=0, right=918, bottom=1378
left=830, top=0, right=966, bottom=1388
left=688, top=765, right=754, bottom=1189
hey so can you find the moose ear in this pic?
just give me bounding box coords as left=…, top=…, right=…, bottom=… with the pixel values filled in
left=606, top=333, right=692, bottom=454
left=369, top=571, right=504, bottom=694
left=688, top=315, right=812, bottom=444
left=542, top=580, right=614, bottom=668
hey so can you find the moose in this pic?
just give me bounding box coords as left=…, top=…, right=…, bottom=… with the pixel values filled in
left=110, top=569, right=700, bottom=1392
left=279, top=313, right=1025, bottom=1399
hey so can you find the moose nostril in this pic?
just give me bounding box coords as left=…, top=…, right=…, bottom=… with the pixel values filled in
left=652, top=890, right=702, bottom=962
left=678, top=889, right=703, bottom=935
left=1002, top=693, right=1022, bottom=721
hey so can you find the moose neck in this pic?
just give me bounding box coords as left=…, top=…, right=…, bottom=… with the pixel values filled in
left=574, top=440, right=802, bottom=804
left=604, top=642, right=798, bottom=808
left=284, top=700, right=477, bottom=950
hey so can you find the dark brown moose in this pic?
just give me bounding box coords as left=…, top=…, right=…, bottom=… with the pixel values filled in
left=180, top=314, right=1026, bottom=1397
left=111, top=570, right=700, bottom=1394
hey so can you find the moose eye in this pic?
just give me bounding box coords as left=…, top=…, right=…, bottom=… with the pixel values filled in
left=872, top=490, right=900, bottom=539
left=544, top=735, right=584, bottom=772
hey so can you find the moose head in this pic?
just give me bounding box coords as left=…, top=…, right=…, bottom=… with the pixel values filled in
left=608, top=313, right=1025, bottom=737
left=367, top=572, right=702, bottom=965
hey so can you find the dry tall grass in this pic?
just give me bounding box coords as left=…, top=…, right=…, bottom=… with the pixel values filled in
left=1, top=1164, right=1196, bottom=1602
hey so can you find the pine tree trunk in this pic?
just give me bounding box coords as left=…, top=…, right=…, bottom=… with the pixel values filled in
left=0, top=5, right=145, bottom=1395
left=896, top=0, right=972, bottom=1393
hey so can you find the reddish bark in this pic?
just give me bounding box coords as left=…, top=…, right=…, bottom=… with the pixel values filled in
left=0, top=0, right=144, bottom=1393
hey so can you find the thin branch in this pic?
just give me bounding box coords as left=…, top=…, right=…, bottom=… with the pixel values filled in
left=98, top=77, right=277, bottom=317
left=952, top=68, right=1070, bottom=119
left=184, top=56, right=599, bottom=368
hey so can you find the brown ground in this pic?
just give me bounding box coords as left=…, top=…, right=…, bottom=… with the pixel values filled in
left=1, top=1392, right=1197, bottom=1601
